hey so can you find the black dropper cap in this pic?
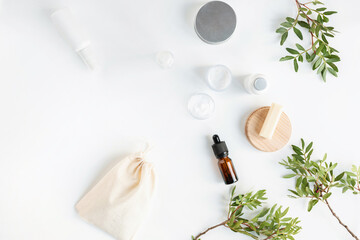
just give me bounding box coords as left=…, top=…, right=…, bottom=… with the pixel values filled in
left=212, top=135, right=228, bottom=159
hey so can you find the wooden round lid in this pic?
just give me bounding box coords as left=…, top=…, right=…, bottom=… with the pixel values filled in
left=245, top=106, right=292, bottom=152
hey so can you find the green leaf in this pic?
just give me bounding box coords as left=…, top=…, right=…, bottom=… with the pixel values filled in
left=296, top=177, right=302, bottom=188
left=307, top=199, right=318, bottom=212
left=335, top=172, right=345, bottom=181
left=322, top=34, right=329, bottom=44
left=286, top=48, right=299, bottom=55
left=296, top=44, right=305, bottom=51
left=289, top=189, right=300, bottom=197
left=284, top=174, right=296, bottom=179
left=305, top=142, right=313, bottom=153
left=293, top=27, right=303, bottom=40
left=292, top=145, right=303, bottom=155
left=294, top=59, right=299, bottom=72
left=298, top=55, right=303, bottom=62
left=323, top=192, right=332, bottom=200
left=286, top=17, right=295, bottom=23
left=231, top=186, right=236, bottom=198
left=346, top=171, right=357, bottom=177
left=276, top=27, right=287, bottom=34
left=324, top=32, right=334, bottom=38
left=317, top=42, right=325, bottom=54
left=317, top=14, right=323, bottom=24
left=316, top=7, right=326, bottom=11
left=315, top=25, right=321, bottom=36
left=313, top=57, right=322, bottom=70
left=327, top=55, right=341, bottom=63
left=317, top=63, right=325, bottom=75
left=324, top=11, right=337, bottom=15
left=281, top=207, right=289, bottom=217
left=229, top=211, right=236, bottom=224
left=256, top=208, right=270, bottom=219
left=301, top=139, right=305, bottom=149
left=298, top=21, right=310, bottom=29
left=280, top=56, right=294, bottom=61
left=321, top=68, right=327, bottom=82
left=282, top=217, right=292, bottom=222
left=342, top=187, right=350, bottom=193
left=328, top=62, right=338, bottom=72
left=281, top=22, right=293, bottom=28
left=280, top=32, right=288, bottom=45
left=327, top=68, right=337, bottom=77
left=309, top=53, right=316, bottom=62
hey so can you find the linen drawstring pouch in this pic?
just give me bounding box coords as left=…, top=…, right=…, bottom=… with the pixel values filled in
left=76, top=148, right=156, bottom=240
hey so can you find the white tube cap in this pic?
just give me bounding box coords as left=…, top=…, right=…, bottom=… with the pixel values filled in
left=77, top=47, right=97, bottom=70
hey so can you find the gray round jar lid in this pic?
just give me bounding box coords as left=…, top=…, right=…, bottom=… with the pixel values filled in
left=195, top=1, right=236, bottom=44
left=254, top=77, right=267, bottom=91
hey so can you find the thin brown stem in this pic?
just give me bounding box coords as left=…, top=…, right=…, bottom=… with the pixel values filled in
left=324, top=199, right=359, bottom=240
left=264, top=228, right=285, bottom=240
left=193, top=220, right=228, bottom=240
left=264, top=234, right=276, bottom=240
left=229, top=205, right=242, bottom=219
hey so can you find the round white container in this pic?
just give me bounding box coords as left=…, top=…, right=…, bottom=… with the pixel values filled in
left=207, top=65, right=232, bottom=91
left=156, top=51, right=174, bottom=69
left=187, top=93, right=215, bottom=120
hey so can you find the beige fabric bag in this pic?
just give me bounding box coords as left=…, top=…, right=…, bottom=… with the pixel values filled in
left=76, top=150, right=156, bottom=240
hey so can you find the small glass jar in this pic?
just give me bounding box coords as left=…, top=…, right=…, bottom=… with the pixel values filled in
left=156, top=51, right=174, bottom=69
left=207, top=65, right=232, bottom=91
left=187, top=93, right=215, bottom=120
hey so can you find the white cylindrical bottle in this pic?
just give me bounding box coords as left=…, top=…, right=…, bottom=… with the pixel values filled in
left=243, top=74, right=269, bottom=95
left=51, top=8, right=97, bottom=70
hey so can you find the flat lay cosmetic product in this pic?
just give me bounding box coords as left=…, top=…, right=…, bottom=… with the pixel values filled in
left=76, top=149, right=156, bottom=240
left=212, top=135, right=238, bottom=185
left=188, top=93, right=215, bottom=120
left=51, top=8, right=97, bottom=69
left=207, top=65, right=232, bottom=91
left=243, top=74, right=269, bottom=95
left=156, top=51, right=174, bottom=69
left=260, top=103, right=283, bottom=139
left=245, top=104, right=292, bottom=152
left=195, top=1, right=236, bottom=44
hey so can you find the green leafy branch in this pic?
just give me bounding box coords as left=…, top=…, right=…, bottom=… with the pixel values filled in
left=276, top=0, right=340, bottom=82
left=337, top=165, right=360, bottom=194
left=191, top=187, right=301, bottom=240
left=280, top=139, right=359, bottom=240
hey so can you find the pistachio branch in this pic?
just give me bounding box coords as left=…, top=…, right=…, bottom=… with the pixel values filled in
left=280, top=139, right=360, bottom=240
left=276, top=0, right=340, bottom=82
left=324, top=199, right=359, bottom=240
left=191, top=187, right=301, bottom=240
left=192, top=220, right=228, bottom=240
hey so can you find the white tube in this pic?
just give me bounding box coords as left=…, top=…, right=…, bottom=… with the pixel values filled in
left=51, top=8, right=97, bottom=70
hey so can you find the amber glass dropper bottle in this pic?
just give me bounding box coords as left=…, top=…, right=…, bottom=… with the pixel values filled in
left=211, top=134, right=238, bottom=185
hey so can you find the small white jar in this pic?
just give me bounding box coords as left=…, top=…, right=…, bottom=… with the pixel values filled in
left=187, top=93, right=215, bottom=120
left=156, top=51, right=174, bottom=69
left=207, top=65, right=232, bottom=91
left=243, top=74, right=269, bottom=95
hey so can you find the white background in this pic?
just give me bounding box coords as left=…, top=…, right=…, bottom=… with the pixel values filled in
left=0, top=0, right=360, bottom=239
